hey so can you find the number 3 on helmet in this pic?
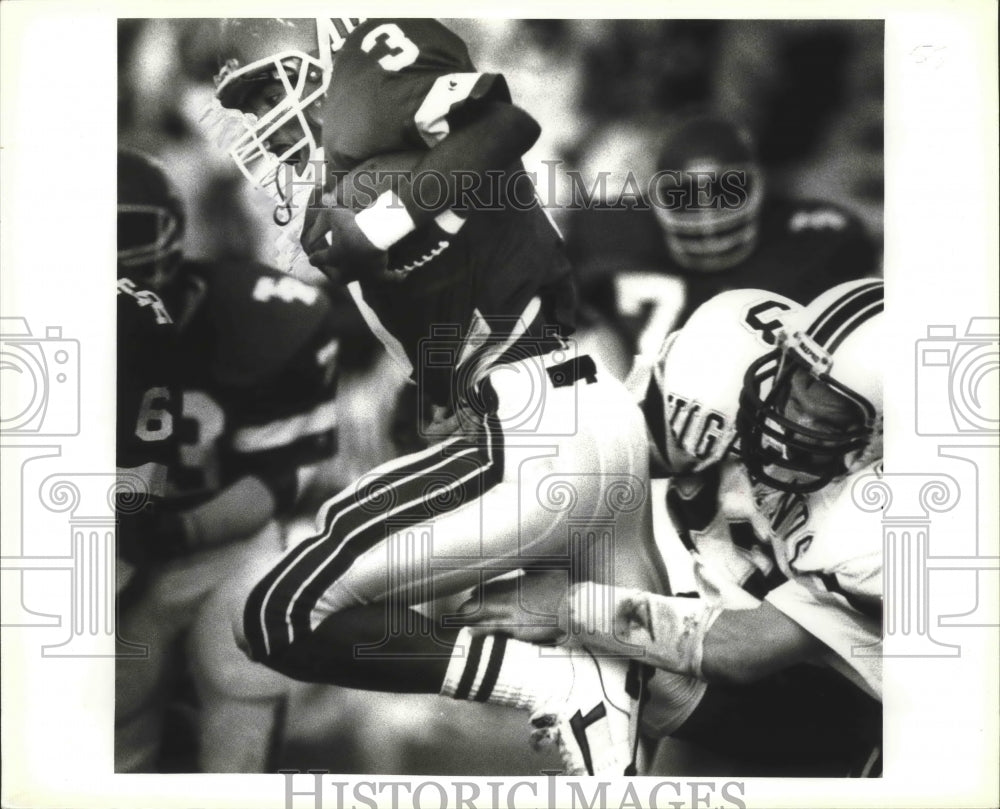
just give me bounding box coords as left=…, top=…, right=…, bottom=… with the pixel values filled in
left=737, top=279, right=884, bottom=493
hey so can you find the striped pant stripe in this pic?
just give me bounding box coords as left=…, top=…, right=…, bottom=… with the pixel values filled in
left=244, top=406, right=505, bottom=661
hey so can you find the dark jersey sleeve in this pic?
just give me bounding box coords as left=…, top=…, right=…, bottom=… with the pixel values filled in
left=783, top=200, right=878, bottom=279
left=323, top=18, right=511, bottom=168
left=215, top=321, right=340, bottom=513
left=756, top=199, right=879, bottom=303
left=192, top=262, right=341, bottom=513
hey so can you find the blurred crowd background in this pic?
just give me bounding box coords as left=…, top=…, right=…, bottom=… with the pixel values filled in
left=118, top=17, right=883, bottom=775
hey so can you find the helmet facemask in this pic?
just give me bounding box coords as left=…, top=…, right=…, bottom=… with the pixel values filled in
left=211, top=50, right=328, bottom=186
left=653, top=164, right=764, bottom=273
left=117, top=146, right=186, bottom=291
left=737, top=330, right=875, bottom=494
left=117, top=203, right=184, bottom=290
left=203, top=19, right=359, bottom=270
left=653, top=115, right=764, bottom=273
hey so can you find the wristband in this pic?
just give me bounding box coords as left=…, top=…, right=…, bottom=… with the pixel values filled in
left=434, top=208, right=467, bottom=234
left=354, top=191, right=416, bottom=251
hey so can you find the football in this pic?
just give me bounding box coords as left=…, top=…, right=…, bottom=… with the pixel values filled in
left=333, top=150, right=425, bottom=211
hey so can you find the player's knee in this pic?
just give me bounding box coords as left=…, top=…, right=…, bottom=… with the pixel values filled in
left=236, top=580, right=307, bottom=672
left=237, top=586, right=279, bottom=666
left=186, top=597, right=288, bottom=698
left=232, top=608, right=252, bottom=659
left=194, top=613, right=288, bottom=699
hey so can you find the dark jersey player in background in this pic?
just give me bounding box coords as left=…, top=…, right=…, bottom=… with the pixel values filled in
left=207, top=18, right=677, bottom=776
left=116, top=274, right=181, bottom=603
left=566, top=114, right=878, bottom=362
left=115, top=149, right=341, bottom=773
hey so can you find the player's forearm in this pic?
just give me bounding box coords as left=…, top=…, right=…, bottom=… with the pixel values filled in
left=566, top=584, right=826, bottom=686
left=403, top=101, right=541, bottom=223
left=352, top=102, right=541, bottom=252
left=567, top=584, right=720, bottom=678
left=175, top=475, right=277, bottom=550
left=700, top=601, right=828, bottom=685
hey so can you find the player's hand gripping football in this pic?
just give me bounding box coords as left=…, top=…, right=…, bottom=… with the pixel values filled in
left=300, top=200, right=388, bottom=283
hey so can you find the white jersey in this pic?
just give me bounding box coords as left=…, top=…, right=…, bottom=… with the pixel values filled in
left=646, top=288, right=883, bottom=699
left=754, top=463, right=883, bottom=700
left=644, top=287, right=799, bottom=610
left=666, top=460, right=782, bottom=611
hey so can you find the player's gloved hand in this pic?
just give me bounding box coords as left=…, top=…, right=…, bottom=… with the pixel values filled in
left=300, top=202, right=388, bottom=283
left=462, top=571, right=571, bottom=644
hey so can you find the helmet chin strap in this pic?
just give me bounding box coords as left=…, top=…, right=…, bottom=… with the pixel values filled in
left=270, top=147, right=325, bottom=273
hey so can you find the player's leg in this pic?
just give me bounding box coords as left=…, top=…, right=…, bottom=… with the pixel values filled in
left=116, top=546, right=230, bottom=771
left=116, top=587, right=188, bottom=772
left=233, top=352, right=663, bottom=774
left=240, top=351, right=661, bottom=672
left=186, top=522, right=294, bottom=772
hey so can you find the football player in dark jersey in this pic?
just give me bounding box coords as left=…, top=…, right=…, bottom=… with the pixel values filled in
left=565, top=113, right=879, bottom=361
left=205, top=18, right=676, bottom=775
left=115, top=149, right=341, bottom=772
left=116, top=274, right=181, bottom=603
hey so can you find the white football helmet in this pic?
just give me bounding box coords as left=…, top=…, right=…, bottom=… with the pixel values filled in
left=645, top=288, right=798, bottom=474
left=737, top=278, right=884, bottom=493
left=203, top=18, right=366, bottom=270
left=208, top=18, right=364, bottom=185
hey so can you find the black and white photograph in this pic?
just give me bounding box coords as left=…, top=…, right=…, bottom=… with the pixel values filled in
left=1, top=3, right=997, bottom=809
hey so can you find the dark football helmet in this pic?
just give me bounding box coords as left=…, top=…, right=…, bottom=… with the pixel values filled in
left=737, top=279, right=884, bottom=493
left=117, top=149, right=185, bottom=290
left=652, top=115, right=764, bottom=273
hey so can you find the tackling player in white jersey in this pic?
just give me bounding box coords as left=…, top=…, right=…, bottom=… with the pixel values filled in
left=469, top=279, right=884, bottom=775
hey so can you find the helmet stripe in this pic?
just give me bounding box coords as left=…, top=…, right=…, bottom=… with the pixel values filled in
left=808, top=282, right=883, bottom=347
left=827, top=300, right=883, bottom=353
left=806, top=281, right=882, bottom=341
